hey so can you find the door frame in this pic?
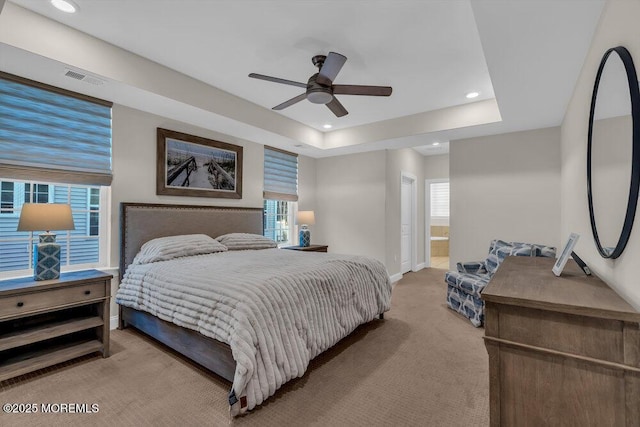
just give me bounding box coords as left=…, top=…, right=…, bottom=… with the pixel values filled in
left=425, top=178, right=449, bottom=268
left=401, top=171, right=418, bottom=273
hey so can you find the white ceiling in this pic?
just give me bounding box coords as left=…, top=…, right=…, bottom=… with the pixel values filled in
left=2, top=0, right=605, bottom=157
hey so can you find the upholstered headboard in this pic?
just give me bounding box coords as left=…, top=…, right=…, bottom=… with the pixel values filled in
left=119, top=203, right=263, bottom=280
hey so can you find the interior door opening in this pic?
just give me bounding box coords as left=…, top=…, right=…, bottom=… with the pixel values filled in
left=426, top=180, right=449, bottom=269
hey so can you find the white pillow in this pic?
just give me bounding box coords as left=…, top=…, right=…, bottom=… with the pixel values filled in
left=132, top=234, right=227, bottom=264
left=215, top=233, right=277, bottom=250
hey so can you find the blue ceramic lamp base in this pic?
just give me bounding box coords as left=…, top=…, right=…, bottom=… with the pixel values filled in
left=34, top=233, right=61, bottom=281
left=299, top=226, right=311, bottom=247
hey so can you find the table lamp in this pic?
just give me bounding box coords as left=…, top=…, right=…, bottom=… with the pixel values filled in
left=17, top=203, right=75, bottom=281
left=296, top=210, right=315, bottom=247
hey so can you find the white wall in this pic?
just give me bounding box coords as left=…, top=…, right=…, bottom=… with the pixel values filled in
left=450, top=127, right=561, bottom=267
left=424, top=154, right=449, bottom=180
left=385, top=148, right=425, bottom=275
left=561, top=0, right=640, bottom=308
left=297, top=155, right=317, bottom=213
left=315, top=151, right=387, bottom=264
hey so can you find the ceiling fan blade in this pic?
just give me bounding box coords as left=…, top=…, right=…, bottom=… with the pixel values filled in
left=326, top=97, right=348, bottom=117
left=272, top=93, right=307, bottom=110
left=333, top=85, right=392, bottom=96
left=249, top=73, right=307, bottom=89
left=316, top=52, right=347, bottom=86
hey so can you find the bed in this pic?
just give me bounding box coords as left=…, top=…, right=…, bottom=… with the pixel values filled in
left=116, top=202, right=392, bottom=416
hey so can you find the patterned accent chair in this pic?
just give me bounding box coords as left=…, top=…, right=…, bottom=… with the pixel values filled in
left=445, top=239, right=556, bottom=327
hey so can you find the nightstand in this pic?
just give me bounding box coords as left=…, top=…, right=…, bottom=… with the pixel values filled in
left=0, top=270, right=112, bottom=382
left=282, top=245, right=328, bottom=253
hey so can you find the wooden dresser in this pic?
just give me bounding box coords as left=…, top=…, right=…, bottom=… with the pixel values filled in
left=0, top=270, right=112, bottom=382
left=482, top=256, right=640, bottom=426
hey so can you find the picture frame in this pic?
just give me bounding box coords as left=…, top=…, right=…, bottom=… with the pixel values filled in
left=156, top=128, right=243, bottom=199
left=552, top=233, right=580, bottom=277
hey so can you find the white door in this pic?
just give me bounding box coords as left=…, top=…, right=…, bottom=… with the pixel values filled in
left=401, top=175, right=413, bottom=274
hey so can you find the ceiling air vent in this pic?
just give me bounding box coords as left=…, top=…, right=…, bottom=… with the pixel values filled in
left=64, top=69, right=105, bottom=85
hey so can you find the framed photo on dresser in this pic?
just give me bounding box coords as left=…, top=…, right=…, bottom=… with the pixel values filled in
left=552, top=232, right=580, bottom=276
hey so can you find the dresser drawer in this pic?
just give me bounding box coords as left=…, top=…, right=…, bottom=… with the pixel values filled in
left=0, top=282, right=106, bottom=318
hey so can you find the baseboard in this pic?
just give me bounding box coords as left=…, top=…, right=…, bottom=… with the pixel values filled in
left=110, top=315, right=119, bottom=330
left=389, top=272, right=403, bottom=284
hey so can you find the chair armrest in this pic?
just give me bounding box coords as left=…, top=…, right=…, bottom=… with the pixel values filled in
left=456, top=261, right=487, bottom=274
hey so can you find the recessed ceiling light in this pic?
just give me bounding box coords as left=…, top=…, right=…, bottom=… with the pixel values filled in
left=323, top=124, right=332, bottom=129
left=465, top=91, right=479, bottom=99
left=432, top=142, right=440, bottom=146
left=51, top=0, right=78, bottom=13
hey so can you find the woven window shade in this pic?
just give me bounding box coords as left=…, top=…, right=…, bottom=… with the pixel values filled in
left=263, top=147, right=298, bottom=201
left=0, top=72, right=113, bottom=186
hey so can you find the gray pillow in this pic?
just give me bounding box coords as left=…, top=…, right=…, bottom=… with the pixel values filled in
left=133, top=234, right=227, bottom=264
left=216, top=233, right=278, bottom=250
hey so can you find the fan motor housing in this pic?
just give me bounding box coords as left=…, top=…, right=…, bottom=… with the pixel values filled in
left=306, top=74, right=333, bottom=104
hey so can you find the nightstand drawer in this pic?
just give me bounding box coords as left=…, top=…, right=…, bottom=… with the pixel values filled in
left=0, top=282, right=105, bottom=318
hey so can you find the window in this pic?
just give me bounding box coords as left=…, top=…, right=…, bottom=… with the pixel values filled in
left=0, top=179, right=107, bottom=277
left=430, top=181, right=450, bottom=218
left=1, top=182, right=14, bottom=214
left=88, top=188, right=100, bottom=237
left=263, top=147, right=298, bottom=245
left=25, top=184, right=50, bottom=203
left=263, top=200, right=295, bottom=245
left=0, top=72, right=112, bottom=278
left=263, top=147, right=298, bottom=202
left=0, top=72, right=113, bottom=186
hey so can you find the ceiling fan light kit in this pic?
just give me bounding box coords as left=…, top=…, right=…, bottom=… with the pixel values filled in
left=249, top=52, right=392, bottom=118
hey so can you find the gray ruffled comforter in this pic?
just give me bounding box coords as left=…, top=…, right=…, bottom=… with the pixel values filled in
left=115, top=248, right=392, bottom=415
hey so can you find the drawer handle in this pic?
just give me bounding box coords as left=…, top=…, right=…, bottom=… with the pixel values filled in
left=84, top=290, right=91, bottom=295
left=16, top=301, right=24, bottom=307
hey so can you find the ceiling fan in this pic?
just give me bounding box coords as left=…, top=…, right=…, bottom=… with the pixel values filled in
left=248, top=52, right=392, bottom=118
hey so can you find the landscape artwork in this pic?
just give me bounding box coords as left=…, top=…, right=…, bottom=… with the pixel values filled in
left=156, top=128, right=243, bottom=199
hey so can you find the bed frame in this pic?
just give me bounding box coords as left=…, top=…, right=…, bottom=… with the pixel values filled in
left=118, top=202, right=263, bottom=382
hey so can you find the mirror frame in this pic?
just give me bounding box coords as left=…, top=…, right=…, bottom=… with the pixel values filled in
left=587, top=46, right=640, bottom=259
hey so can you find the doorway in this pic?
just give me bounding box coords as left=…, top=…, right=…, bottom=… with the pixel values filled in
left=401, top=173, right=417, bottom=274
left=426, top=179, right=449, bottom=269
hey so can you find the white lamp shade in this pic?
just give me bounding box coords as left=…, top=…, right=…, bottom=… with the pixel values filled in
left=296, top=210, right=315, bottom=225
left=17, top=203, right=75, bottom=232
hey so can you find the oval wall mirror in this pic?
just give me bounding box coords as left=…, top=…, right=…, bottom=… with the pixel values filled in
left=587, top=46, right=640, bottom=259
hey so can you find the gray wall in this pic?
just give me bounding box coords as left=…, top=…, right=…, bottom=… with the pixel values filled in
left=450, top=127, right=561, bottom=267
left=314, top=151, right=387, bottom=264
left=424, top=154, right=449, bottom=180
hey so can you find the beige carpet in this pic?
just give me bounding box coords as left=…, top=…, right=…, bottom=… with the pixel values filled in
left=0, top=268, right=489, bottom=427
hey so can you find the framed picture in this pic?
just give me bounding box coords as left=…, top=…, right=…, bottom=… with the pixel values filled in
left=552, top=233, right=580, bottom=277
left=156, top=128, right=242, bottom=199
